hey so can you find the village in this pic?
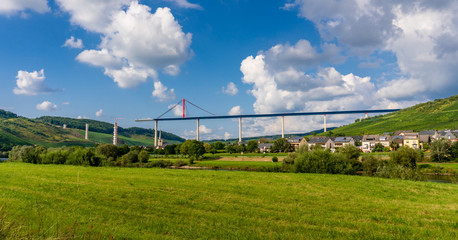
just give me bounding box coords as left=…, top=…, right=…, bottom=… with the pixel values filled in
left=241, top=129, right=458, bottom=153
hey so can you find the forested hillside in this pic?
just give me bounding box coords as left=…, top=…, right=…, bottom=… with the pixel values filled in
left=0, top=111, right=184, bottom=151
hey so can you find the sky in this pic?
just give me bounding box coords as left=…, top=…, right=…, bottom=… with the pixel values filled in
left=1, top=0, right=457, bottom=140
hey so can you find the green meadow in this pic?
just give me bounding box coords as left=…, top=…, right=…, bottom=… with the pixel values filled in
left=0, top=162, right=457, bottom=239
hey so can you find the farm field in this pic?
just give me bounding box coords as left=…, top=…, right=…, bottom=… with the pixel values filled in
left=0, top=162, right=457, bottom=239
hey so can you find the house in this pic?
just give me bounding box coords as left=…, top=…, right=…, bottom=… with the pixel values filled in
left=419, top=130, right=437, bottom=143
left=393, top=130, right=413, bottom=136
left=392, top=136, right=404, bottom=148
left=361, top=135, right=379, bottom=152
left=287, top=137, right=304, bottom=149
left=403, top=132, right=420, bottom=149
left=308, top=137, right=334, bottom=149
left=435, top=130, right=457, bottom=141
left=333, top=137, right=355, bottom=148
left=379, top=135, right=392, bottom=148
left=258, top=143, right=273, bottom=153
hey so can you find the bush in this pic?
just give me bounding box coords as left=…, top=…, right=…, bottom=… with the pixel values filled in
left=390, top=146, right=420, bottom=169
left=138, top=150, right=149, bottom=163
left=340, top=145, right=360, bottom=161
left=430, top=139, right=451, bottom=162
left=291, top=148, right=358, bottom=175
left=283, top=153, right=296, bottom=165
left=272, top=156, right=278, bottom=162
left=375, top=164, right=424, bottom=181
left=144, top=160, right=173, bottom=168
left=174, top=160, right=188, bottom=167
left=362, top=155, right=379, bottom=176
left=121, top=150, right=139, bottom=165
left=372, top=143, right=384, bottom=152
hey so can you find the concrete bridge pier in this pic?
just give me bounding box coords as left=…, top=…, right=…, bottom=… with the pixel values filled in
left=197, top=118, right=200, bottom=141
left=154, top=120, right=158, bottom=147
left=324, top=114, right=327, bottom=132
left=239, top=117, right=242, bottom=143
left=281, top=116, right=285, bottom=138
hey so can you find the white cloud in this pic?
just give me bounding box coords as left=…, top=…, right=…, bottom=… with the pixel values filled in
left=170, top=104, right=184, bottom=117
left=222, top=82, right=239, bottom=95
left=95, top=109, right=103, bottom=117
left=0, top=0, right=49, bottom=15
left=36, top=101, right=57, bottom=112
left=13, top=69, right=56, bottom=96
left=73, top=1, right=192, bottom=93
left=152, top=81, right=176, bottom=102
left=199, top=125, right=212, bottom=134
left=56, top=0, right=131, bottom=32
left=77, top=115, right=87, bottom=119
left=228, top=106, right=242, bottom=115
left=63, top=36, right=84, bottom=49
left=164, top=65, right=180, bottom=76
left=224, top=132, right=231, bottom=140
left=287, top=0, right=458, bottom=100
left=238, top=38, right=417, bottom=136
left=165, top=0, right=203, bottom=10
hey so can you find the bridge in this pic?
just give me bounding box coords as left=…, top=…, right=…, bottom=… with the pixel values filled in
left=136, top=99, right=400, bottom=146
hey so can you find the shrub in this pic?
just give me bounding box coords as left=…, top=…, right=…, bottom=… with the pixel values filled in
left=375, top=164, right=423, bottom=181
left=430, top=139, right=451, bottom=162
left=372, top=143, right=384, bottom=152
left=138, top=150, right=149, bottom=163
left=362, top=155, right=379, bottom=176
left=340, top=145, right=360, bottom=161
left=272, top=156, right=278, bottom=162
left=121, top=150, right=139, bottom=165
left=282, top=153, right=296, bottom=165
left=145, top=160, right=173, bottom=168
left=291, top=148, right=358, bottom=175
left=174, top=160, right=188, bottom=167
left=390, top=146, right=420, bottom=169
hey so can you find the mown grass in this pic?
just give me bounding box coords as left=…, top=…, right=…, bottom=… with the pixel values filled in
left=0, top=162, right=457, bottom=239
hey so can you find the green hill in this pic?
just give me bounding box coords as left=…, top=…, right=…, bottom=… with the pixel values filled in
left=328, top=95, right=458, bottom=135
left=0, top=111, right=184, bottom=151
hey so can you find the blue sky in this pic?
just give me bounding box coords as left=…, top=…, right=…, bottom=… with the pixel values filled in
left=1, top=0, right=457, bottom=140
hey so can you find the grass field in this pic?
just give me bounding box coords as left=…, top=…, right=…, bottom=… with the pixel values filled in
left=0, top=162, right=457, bottom=239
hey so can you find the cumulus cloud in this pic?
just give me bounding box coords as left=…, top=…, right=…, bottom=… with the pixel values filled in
left=36, top=101, right=57, bottom=112
left=286, top=0, right=458, bottom=100
left=95, top=109, right=103, bottom=117
left=152, top=81, right=176, bottom=102
left=228, top=106, right=242, bottom=115
left=77, top=115, right=87, bottom=119
left=63, top=36, right=84, bottom=49
left=55, top=0, right=131, bottom=32
left=165, top=0, right=203, bottom=10
left=13, top=69, right=57, bottom=96
left=239, top=37, right=410, bottom=136
left=224, top=132, right=231, bottom=140
left=170, top=104, right=184, bottom=117
left=74, top=2, right=192, bottom=92
left=0, top=0, right=49, bottom=15
left=222, top=82, right=239, bottom=95
left=199, top=125, right=212, bottom=134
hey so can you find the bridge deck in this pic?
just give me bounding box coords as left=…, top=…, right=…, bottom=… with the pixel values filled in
left=136, top=109, right=400, bottom=122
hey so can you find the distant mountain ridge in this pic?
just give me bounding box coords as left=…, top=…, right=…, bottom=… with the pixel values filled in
left=0, top=111, right=184, bottom=151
